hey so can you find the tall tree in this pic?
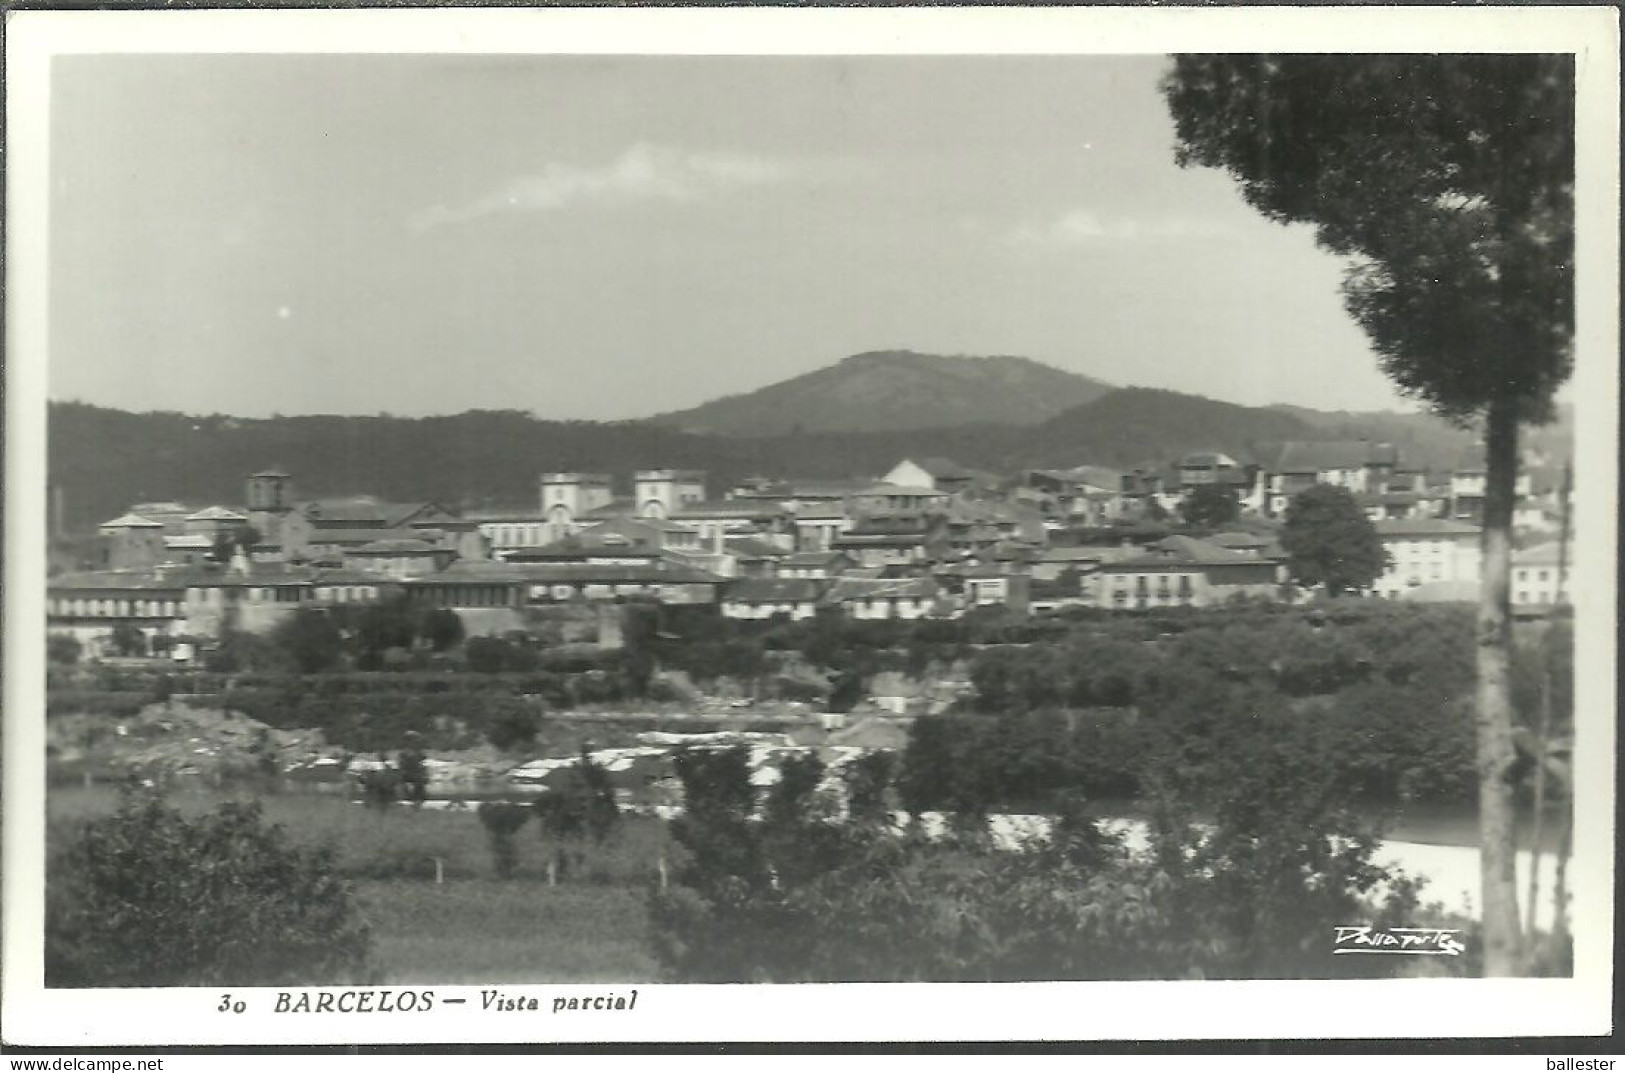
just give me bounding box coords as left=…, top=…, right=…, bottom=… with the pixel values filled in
left=1163, top=55, right=1574, bottom=974
left=1180, top=483, right=1241, bottom=529
left=1279, top=484, right=1389, bottom=597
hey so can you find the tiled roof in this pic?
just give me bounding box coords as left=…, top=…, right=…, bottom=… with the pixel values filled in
left=724, top=578, right=826, bottom=603
left=1101, top=535, right=1268, bottom=571
left=349, top=539, right=445, bottom=555
left=858, top=483, right=946, bottom=498
left=1207, top=531, right=1275, bottom=549
left=421, top=561, right=724, bottom=585
left=49, top=569, right=190, bottom=592
left=309, top=568, right=398, bottom=585
left=791, top=504, right=851, bottom=521
left=724, top=536, right=789, bottom=559
left=782, top=550, right=850, bottom=567
left=299, top=497, right=389, bottom=522
left=1375, top=518, right=1480, bottom=538
left=1037, top=546, right=1111, bottom=562
left=1514, top=542, right=1572, bottom=567
left=185, top=505, right=248, bottom=522
left=464, top=508, right=547, bottom=522
left=1274, top=440, right=1399, bottom=473
left=1179, top=451, right=1237, bottom=468
left=822, top=576, right=933, bottom=603
left=305, top=527, right=426, bottom=546
left=100, top=513, right=165, bottom=529
left=672, top=499, right=785, bottom=519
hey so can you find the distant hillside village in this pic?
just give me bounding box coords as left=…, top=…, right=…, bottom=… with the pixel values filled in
left=50, top=441, right=1572, bottom=660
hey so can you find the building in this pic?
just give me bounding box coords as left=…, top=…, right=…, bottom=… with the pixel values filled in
left=831, top=514, right=949, bottom=569
left=778, top=550, right=856, bottom=580
left=821, top=576, right=938, bottom=620
left=539, top=473, right=616, bottom=539
left=851, top=483, right=952, bottom=516
left=1268, top=441, right=1399, bottom=515
left=1512, top=541, right=1572, bottom=607
left=634, top=470, right=707, bottom=519
left=724, top=536, right=791, bottom=579
left=881, top=457, right=991, bottom=497
left=341, top=538, right=458, bottom=580
left=97, top=513, right=167, bottom=570
left=1370, top=518, right=1482, bottom=599
left=182, top=505, right=251, bottom=540
left=720, top=578, right=826, bottom=620
left=47, top=569, right=188, bottom=652
left=1093, top=535, right=1283, bottom=610
left=670, top=499, right=791, bottom=545
left=790, top=503, right=854, bottom=552
left=469, top=510, right=554, bottom=555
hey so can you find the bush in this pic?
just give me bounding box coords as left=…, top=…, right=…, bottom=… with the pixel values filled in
left=477, top=802, right=531, bottom=879
left=46, top=793, right=373, bottom=986
left=486, top=701, right=543, bottom=752
left=48, top=634, right=83, bottom=666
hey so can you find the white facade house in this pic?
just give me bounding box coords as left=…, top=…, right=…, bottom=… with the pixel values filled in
left=1371, top=519, right=1482, bottom=599
left=1511, top=542, right=1572, bottom=606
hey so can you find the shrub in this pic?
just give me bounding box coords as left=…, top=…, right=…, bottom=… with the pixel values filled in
left=47, top=634, right=82, bottom=666
left=46, top=793, right=373, bottom=986
left=477, top=802, right=531, bottom=879
left=485, top=701, right=543, bottom=752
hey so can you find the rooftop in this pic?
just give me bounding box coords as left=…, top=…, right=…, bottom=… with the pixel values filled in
left=1375, top=518, right=1481, bottom=538
left=1274, top=440, right=1400, bottom=473
left=99, top=513, right=165, bottom=529
left=185, top=505, right=249, bottom=522
left=724, top=578, right=827, bottom=603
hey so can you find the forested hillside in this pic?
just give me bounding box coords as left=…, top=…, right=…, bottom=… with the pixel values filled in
left=47, top=389, right=1512, bottom=532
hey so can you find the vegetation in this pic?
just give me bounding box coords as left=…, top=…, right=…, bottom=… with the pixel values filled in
left=47, top=634, right=83, bottom=666
left=1180, top=483, right=1240, bottom=529
left=49, top=381, right=1506, bottom=538
left=648, top=738, right=1455, bottom=983
left=47, top=792, right=374, bottom=986
left=1280, top=484, right=1390, bottom=596
left=1164, top=54, right=1575, bottom=973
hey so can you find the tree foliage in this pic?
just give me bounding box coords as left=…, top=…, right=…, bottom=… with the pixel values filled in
left=1163, top=55, right=1573, bottom=423
left=47, top=794, right=373, bottom=986
left=1279, top=484, right=1389, bottom=596
left=1180, top=484, right=1241, bottom=529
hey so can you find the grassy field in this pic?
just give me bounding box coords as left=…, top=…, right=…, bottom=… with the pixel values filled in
left=48, top=784, right=671, bottom=983
left=355, top=879, right=661, bottom=983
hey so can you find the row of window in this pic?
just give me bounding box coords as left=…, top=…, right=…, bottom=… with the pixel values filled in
left=50, top=597, right=181, bottom=618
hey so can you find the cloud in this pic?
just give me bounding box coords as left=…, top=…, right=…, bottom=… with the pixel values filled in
left=411, top=143, right=797, bottom=231
left=1009, top=208, right=1240, bottom=246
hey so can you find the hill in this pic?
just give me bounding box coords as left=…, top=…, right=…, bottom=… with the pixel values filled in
left=649, top=350, right=1114, bottom=436
left=48, top=387, right=1537, bottom=534
left=1036, top=387, right=1322, bottom=468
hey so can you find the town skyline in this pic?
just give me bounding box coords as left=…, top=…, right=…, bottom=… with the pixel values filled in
left=50, top=52, right=1427, bottom=421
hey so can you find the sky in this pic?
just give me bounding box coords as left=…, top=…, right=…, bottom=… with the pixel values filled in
left=48, top=53, right=1421, bottom=420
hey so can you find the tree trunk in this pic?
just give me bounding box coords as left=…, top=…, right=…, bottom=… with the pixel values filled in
left=1476, top=397, right=1523, bottom=975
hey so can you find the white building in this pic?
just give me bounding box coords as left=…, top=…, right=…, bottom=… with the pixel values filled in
left=1511, top=542, right=1572, bottom=607
left=1371, top=518, right=1481, bottom=599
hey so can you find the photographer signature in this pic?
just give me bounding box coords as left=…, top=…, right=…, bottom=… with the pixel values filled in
left=1333, top=925, right=1466, bottom=956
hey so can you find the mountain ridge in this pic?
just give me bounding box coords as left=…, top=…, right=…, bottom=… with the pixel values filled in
left=648, top=349, right=1115, bottom=436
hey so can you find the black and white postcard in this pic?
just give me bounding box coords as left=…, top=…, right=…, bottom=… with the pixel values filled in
left=3, top=4, right=1618, bottom=1048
